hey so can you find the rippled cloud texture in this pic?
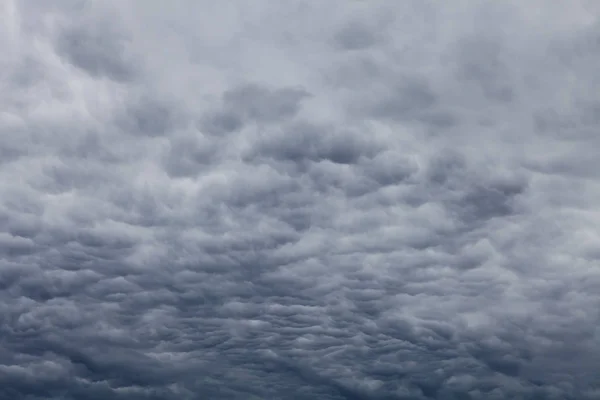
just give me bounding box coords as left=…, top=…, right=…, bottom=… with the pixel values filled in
left=2, top=1, right=600, bottom=399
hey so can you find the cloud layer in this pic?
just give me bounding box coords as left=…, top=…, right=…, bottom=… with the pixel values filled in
left=2, top=1, right=600, bottom=399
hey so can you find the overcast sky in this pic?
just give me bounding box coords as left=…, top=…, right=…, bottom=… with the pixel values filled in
left=1, top=1, right=600, bottom=399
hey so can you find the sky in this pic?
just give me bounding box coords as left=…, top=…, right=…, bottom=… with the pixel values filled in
left=1, top=1, right=600, bottom=399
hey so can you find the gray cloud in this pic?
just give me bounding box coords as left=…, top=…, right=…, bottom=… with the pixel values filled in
left=333, top=21, right=384, bottom=51
left=199, top=84, right=310, bottom=136
left=54, top=6, right=137, bottom=83
left=454, top=37, right=514, bottom=103
left=1, top=1, right=600, bottom=399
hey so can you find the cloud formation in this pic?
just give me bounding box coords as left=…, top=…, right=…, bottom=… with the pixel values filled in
left=1, top=1, right=600, bottom=399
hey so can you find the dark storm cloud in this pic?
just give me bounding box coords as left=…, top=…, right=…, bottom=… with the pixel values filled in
left=2, top=0, right=600, bottom=399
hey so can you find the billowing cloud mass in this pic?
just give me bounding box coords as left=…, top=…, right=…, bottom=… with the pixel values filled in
left=2, top=1, right=600, bottom=399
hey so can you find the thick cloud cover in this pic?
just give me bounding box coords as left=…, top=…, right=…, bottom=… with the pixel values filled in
left=2, top=1, right=600, bottom=399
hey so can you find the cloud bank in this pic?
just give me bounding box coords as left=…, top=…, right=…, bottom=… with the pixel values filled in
left=1, top=1, right=600, bottom=399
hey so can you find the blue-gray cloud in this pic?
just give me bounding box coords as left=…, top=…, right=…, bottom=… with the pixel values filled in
left=1, top=1, right=600, bottom=399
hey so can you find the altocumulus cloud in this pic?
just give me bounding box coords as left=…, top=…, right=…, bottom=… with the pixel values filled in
left=1, top=1, right=600, bottom=399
